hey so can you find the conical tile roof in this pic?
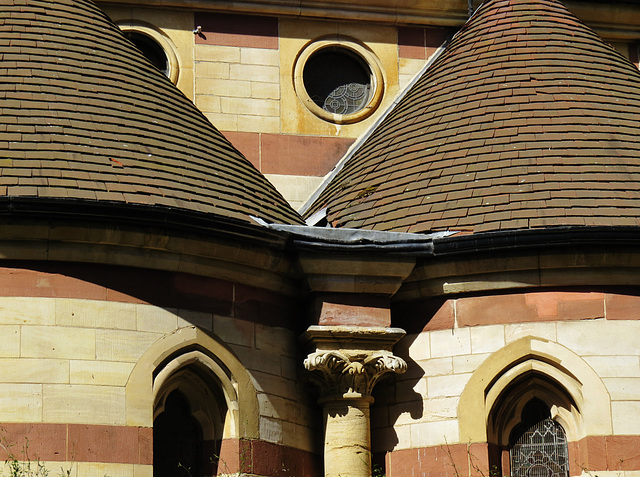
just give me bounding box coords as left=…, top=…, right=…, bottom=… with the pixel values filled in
left=307, top=0, right=640, bottom=234
left=0, top=0, right=303, bottom=226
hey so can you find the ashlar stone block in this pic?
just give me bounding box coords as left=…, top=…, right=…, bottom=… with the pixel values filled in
left=55, top=299, right=136, bottom=330
left=0, top=325, right=20, bottom=357
left=281, top=420, right=315, bottom=452
left=177, top=309, right=213, bottom=331
left=255, top=324, right=294, bottom=357
left=0, top=358, right=68, bottom=384
left=584, top=356, right=640, bottom=378
left=229, top=64, right=279, bottom=83
left=95, top=329, right=160, bottom=362
left=470, top=324, right=505, bottom=354
left=259, top=416, right=283, bottom=444
left=22, top=326, right=95, bottom=360
left=70, top=360, right=135, bottom=386
left=135, top=304, right=178, bottom=333
left=197, top=78, right=251, bottom=98
left=430, top=328, right=471, bottom=358
left=423, top=397, right=459, bottom=422
left=250, top=370, right=297, bottom=400
left=195, top=44, right=241, bottom=63
left=402, top=332, right=430, bottom=361
left=133, top=464, right=153, bottom=477
left=220, top=97, right=279, bottom=116
left=0, top=383, right=42, bottom=422
left=194, top=61, right=230, bottom=79
left=603, top=378, right=640, bottom=401
left=418, top=357, right=453, bottom=377
left=427, top=373, right=473, bottom=399
left=280, top=356, right=298, bottom=380
left=393, top=423, right=412, bottom=449
left=410, top=419, right=459, bottom=448
left=612, top=401, right=640, bottom=434
left=43, top=384, right=125, bottom=425
left=75, top=462, right=134, bottom=477
left=203, top=112, right=237, bottom=131
left=214, top=315, right=255, bottom=347
left=194, top=94, right=221, bottom=113
left=452, top=353, right=490, bottom=374
left=0, top=297, right=55, bottom=325
left=505, top=321, right=557, bottom=343
left=230, top=344, right=280, bottom=376
left=395, top=376, right=427, bottom=403
left=241, top=47, right=279, bottom=66
left=251, top=81, right=280, bottom=100
left=558, top=320, right=640, bottom=356
left=236, top=114, right=279, bottom=133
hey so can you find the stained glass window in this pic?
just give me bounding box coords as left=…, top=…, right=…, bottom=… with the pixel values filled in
left=509, top=399, right=569, bottom=477
left=303, top=48, right=372, bottom=115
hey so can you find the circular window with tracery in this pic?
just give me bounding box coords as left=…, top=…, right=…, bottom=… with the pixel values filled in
left=294, top=38, right=384, bottom=124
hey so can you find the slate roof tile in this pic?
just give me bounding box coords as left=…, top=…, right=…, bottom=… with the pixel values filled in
left=307, top=0, right=640, bottom=234
left=2, top=0, right=302, bottom=226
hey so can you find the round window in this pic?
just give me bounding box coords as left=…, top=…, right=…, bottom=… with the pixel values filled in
left=117, top=22, right=180, bottom=84
left=294, top=38, right=384, bottom=124
left=124, top=31, right=169, bottom=76
left=303, top=48, right=372, bottom=115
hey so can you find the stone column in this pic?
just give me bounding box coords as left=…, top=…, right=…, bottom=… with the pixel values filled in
left=304, top=327, right=407, bottom=477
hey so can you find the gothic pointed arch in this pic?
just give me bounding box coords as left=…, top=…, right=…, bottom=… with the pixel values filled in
left=125, top=327, right=261, bottom=476
left=458, top=336, right=611, bottom=445
left=457, top=336, right=612, bottom=475
left=152, top=350, right=232, bottom=477
left=125, top=326, right=260, bottom=434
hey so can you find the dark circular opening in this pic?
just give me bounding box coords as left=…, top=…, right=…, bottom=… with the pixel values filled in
left=124, top=31, right=169, bottom=76
left=302, top=47, right=372, bottom=115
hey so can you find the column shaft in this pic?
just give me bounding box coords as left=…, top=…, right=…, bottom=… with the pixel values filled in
left=323, top=398, right=372, bottom=477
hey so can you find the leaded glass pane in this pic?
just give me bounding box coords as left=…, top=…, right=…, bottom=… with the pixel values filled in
left=510, top=417, right=569, bottom=477
left=323, top=83, right=370, bottom=114
left=303, top=49, right=372, bottom=115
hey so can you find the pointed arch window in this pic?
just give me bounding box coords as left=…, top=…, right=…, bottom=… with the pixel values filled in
left=154, top=389, right=204, bottom=477
left=509, top=398, right=569, bottom=477
left=153, top=358, right=229, bottom=477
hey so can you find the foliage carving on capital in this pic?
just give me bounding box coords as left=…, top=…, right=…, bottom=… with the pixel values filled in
left=304, top=350, right=407, bottom=398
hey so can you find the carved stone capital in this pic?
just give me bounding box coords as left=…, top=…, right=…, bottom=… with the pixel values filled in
left=304, top=349, right=407, bottom=399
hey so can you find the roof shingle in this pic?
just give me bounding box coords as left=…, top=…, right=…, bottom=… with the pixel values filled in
left=307, top=0, right=640, bottom=233
left=0, top=0, right=303, bottom=226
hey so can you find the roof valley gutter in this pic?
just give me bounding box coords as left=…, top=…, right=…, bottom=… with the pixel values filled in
left=263, top=223, right=452, bottom=254
left=298, top=38, right=452, bottom=220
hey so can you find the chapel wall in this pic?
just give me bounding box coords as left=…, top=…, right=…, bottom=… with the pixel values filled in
left=0, top=265, right=317, bottom=477
left=378, top=291, right=640, bottom=476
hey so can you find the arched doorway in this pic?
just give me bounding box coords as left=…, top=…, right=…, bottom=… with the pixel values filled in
left=153, top=357, right=229, bottom=477
left=154, top=389, right=205, bottom=477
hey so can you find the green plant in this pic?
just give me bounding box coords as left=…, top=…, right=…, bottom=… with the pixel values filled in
left=210, top=443, right=252, bottom=477
left=0, top=432, right=89, bottom=477
left=442, top=440, right=504, bottom=477
left=1, top=436, right=49, bottom=477
left=372, top=463, right=385, bottom=477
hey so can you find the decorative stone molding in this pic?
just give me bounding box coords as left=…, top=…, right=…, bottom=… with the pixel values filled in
left=304, top=349, right=406, bottom=399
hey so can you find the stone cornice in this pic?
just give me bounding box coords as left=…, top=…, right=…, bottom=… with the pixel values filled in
left=98, top=0, right=640, bottom=36
left=0, top=216, right=300, bottom=296
left=398, top=244, right=640, bottom=300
